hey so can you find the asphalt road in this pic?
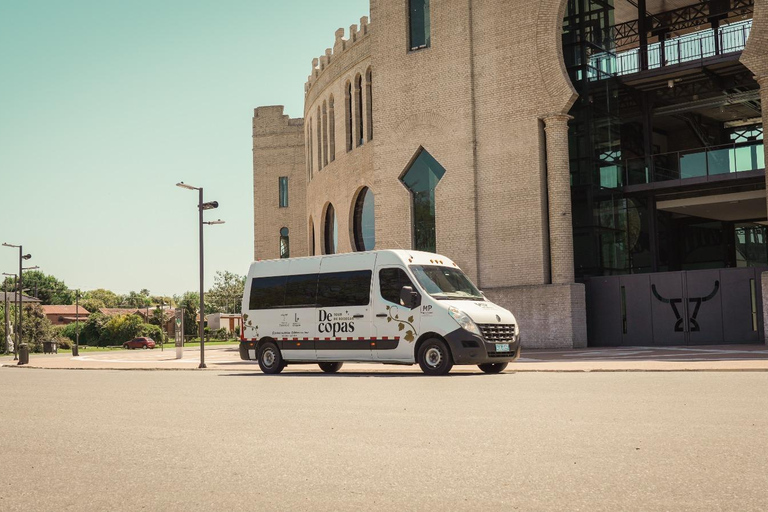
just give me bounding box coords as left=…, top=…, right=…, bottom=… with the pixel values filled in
left=0, top=368, right=766, bottom=511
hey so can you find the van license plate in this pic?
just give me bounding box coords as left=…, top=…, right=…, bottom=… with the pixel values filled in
left=495, top=343, right=510, bottom=352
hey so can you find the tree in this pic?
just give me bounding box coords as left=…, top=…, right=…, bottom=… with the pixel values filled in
left=123, top=291, right=151, bottom=309
left=207, top=271, right=246, bottom=314
left=2, top=271, right=73, bottom=305
left=80, top=298, right=105, bottom=314
left=102, top=314, right=145, bottom=346
left=79, top=312, right=108, bottom=346
left=176, top=292, right=201, bottom=336
left=84, top=289, right=121, bottom=308
left=21, top=303, right=55, bottom=352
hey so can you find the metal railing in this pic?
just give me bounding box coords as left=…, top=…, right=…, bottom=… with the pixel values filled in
left=622, top=141, right=765, bottom=186
left=589, top=20, right=752, bottom=80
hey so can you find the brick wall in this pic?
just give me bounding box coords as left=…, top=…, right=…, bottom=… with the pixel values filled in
left=252, top=106, right=307, bottom=261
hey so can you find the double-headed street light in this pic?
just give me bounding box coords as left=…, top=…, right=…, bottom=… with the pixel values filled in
left=2, top=265, right=41, bottom=358
left=3, top=243, right=31, bottom=360
left=176, top=182, right=225, bottom=369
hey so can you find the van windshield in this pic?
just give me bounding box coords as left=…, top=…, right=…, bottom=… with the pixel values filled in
left=409, top=265, right=484, bottom=301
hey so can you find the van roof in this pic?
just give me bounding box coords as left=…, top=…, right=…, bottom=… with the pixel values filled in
left=248, top=250, right=458, bottom=267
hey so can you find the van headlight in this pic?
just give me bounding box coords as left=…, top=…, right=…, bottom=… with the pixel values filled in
left=448, top=306, right=482, bottom=337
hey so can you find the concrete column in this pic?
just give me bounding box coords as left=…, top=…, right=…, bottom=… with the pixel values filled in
left=543, top=114, right=575, bottom=285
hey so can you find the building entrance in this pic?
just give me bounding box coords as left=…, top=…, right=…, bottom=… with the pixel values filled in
left=585, top=267, right=765, bottom=346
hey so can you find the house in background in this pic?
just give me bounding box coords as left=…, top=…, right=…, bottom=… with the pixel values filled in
left=206, top=313, right=242, bottom=333
left=42, top=305, right=91, bottom=326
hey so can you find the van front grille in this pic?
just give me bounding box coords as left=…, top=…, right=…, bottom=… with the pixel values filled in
left=478, top=324, right=516, bottom=343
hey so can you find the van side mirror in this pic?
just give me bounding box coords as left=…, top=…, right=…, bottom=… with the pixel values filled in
left=400, top=286, right=421, bottom=309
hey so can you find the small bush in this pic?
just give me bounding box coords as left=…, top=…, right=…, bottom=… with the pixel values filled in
left=56, top=336, right=72, bottom=350
left=141, top=323, right=165, bottom=344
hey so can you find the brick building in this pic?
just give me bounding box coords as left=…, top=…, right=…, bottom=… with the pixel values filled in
left=253, top=0, right=766, bottom=349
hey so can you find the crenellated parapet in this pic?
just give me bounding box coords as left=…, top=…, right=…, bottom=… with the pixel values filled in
left=305, top=16, right=371, bottom=96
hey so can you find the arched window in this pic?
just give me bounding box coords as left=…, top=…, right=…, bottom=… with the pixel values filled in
left=322, top=101, right=328, bottom=167
left=345, top=81, right=353, bottom=152
left=328, top=95, right=336, bottom=162
left=355, top=74, right=364, bottom=147
left=316, top=107, right=323, bottom=170
left=308, top=122, right=313, bottom=179
left=401, top=148, right=446, bottom=252
left=309, top=217, right=316, bottom=256
left=279, top=227, right=290, bottom=259
left=353, top=187, right=376, bottom=252
left=324, top=204, right=338, bottom=255
left=365, top=68, right=373, bottom=141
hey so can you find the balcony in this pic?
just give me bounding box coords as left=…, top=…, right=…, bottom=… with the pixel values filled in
left=588, top=19, right=752, bottom=81
left=620, top=140, right=764, bottom=189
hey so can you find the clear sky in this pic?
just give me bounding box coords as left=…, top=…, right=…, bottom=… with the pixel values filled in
left=0, top=0, right=369, bottom=296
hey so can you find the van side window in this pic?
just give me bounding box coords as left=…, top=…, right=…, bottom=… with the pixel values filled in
left=379, top=268, right=415, bottom=304
left=316, top=270, right=372, bottom=307
left=249, top=276, right=287, bottom=310
left=284, top=274, right=319, bottom=307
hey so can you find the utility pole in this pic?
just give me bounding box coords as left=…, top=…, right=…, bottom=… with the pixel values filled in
left=3, top=281, right=9, bottom=355
left=74, top=290, right=80, bottom=357
left=160, top=298, right=164, bottom=352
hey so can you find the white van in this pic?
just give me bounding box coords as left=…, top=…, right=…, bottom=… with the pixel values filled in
left=239, top=250, right=521, bottom=375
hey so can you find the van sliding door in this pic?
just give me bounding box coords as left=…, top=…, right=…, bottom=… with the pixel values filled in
left=315, top=253, right=377, bottom=361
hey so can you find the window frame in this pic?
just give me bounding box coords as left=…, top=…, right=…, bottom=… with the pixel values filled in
left=378, top=266, right=416, bottom=305
left=278, top=176, right=289, bottom=208
left=407, top=0, right=431, bottom=52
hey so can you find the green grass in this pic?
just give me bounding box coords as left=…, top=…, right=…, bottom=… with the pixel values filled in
left=36, top=346, right=124, bottom=355
left=20, top=341, right=240, bottom=355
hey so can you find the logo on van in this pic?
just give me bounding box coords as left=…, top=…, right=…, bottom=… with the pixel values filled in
left=386, top=305, right=416, bottom=343
left=242, top=314, right=259, bottom=339
left=318, top=309, right=355, bottom=337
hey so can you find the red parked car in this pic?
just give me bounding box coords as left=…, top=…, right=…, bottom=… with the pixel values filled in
left=123, top=337, right=156, bottom=350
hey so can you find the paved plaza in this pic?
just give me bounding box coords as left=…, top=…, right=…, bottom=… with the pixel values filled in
left=0, top=368, right=766, bottom=511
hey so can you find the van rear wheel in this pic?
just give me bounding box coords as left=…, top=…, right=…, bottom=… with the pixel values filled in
left=318, top=362, right=343, bottom=374
left=478, top=363, right=508, bottom=374
left=258, top=342, right=285, bottom=375
left=417, top=338, right=453, bottom=376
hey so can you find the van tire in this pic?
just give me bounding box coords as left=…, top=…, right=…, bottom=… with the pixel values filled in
left=417, top=338, right=453, bottom=376
left=478, top=363, right=508, bottom=374
left=258, top=342, right=285, bottom=374
left=318, top=362, right=343, bottom=373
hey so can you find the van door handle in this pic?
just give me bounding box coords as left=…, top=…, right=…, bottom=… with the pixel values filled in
left=375, top=313, right=387, bottom=318
left=353, top=314, right=365, bottom=318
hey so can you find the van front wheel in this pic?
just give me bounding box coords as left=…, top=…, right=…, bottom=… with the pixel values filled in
left=318, top=362, right=343, bottom=373
left=258, top=342, right=285, bottom=375
left=417, top=338, right=453, bottom=376
left=478, top=363, right=508, bottom=374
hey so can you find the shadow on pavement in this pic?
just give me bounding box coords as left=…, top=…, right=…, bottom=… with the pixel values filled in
left=217, top=370, right=498, bottom=378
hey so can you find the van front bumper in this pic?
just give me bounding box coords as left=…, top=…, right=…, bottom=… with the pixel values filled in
left=444, top=328, right=521, bottom=365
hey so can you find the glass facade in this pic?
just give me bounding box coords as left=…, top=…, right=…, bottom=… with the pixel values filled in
left=408, top=0, right=430, bottom=51
left=563, top=0, right=764, bottom=278
left=401, top=148, right=445, bottom=253
left=353, top=187, right=376, bottom=252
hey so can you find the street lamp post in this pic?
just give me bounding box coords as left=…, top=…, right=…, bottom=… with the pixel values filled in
left=2, top=274, right=13, bottom=356
left=74, top=290, right=80, bottom=357
left=176, top=182, right=224, bottom=369
left=2, top=244, right=31, bottom=360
